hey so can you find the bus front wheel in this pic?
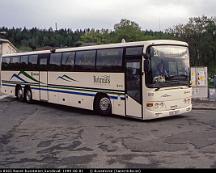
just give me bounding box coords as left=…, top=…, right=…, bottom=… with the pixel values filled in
left=94, top=95, right=112, bottom=115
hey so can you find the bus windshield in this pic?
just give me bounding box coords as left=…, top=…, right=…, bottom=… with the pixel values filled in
left=146, top=45, right=190, bottom=88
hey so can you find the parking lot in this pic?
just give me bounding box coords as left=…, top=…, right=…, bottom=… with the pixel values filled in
left=0, top=96, right=216, bottom=168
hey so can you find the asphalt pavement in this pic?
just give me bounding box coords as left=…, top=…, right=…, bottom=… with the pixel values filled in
left=0, top=96, right=216, bottom=168
left=192, top=99, right=216, bottom=110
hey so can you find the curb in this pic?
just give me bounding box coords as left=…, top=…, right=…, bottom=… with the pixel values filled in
left=192, top=107, right=216, bottom=110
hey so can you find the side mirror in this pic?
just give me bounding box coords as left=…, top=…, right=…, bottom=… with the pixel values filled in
left=144, top=59, right=150, bottom=73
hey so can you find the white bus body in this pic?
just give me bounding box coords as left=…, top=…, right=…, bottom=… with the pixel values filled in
left=1, top=40, right=192, bottom=120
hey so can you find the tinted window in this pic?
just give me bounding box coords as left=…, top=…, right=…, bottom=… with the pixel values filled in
left=29, top=55, right=38, bottom=70
left=75, top=50, right=96, bottom=71
left=10, top=56, right=20, bottom=70
left=40, top=57, right=47, bottom=65
left=96, top=48, right=123, bottom=72
left=126, top=61, right=141, bottom=103
left=21, top=56, right=28, bottom=64
left=39, top=54, right=49, bottom=71
left=29, top=55, right=38, bottom=65
left=62, top=52, right=75, bottom=71
left=11, top=56, right=20, bottom=64
left=20, top=56, right=28, bottom=70
left=2, top=57, right=11, bottom=70
left=126, top=47, right=143, bottom=57
left=49, top=53, right=62, bottom=71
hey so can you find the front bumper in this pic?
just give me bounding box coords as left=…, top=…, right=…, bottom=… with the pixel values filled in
left=143, top=105, right=192, bottom=120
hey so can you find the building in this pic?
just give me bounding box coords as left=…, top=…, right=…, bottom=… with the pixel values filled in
left=0, top=39, right=17, bottom=56
left=0, top=39, right=17, bottom=85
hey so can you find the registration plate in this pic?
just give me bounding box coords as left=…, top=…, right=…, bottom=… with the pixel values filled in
left=169, top=110, right=180, bottom=116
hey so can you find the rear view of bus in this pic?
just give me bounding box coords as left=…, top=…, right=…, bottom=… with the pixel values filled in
left=143, top=41, right=192, bottom=120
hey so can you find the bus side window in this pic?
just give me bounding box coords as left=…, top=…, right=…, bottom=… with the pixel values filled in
left=96, top=48, right=123, bottom=72
left=49, top=53, right=62, bottom=71
left=75, top=50, right=96, bottom=71
left=2, top=57, right=11, bottom=71
left=29, top=55, right=38, bottom=71
left=38, top=54, right=49, bottom=71
left=61, top=52, right=75, bottom=71
left=10, top=56, right=20, bottom=71
left=20, top=55, right=29, bottom=71
left=125, top=46, right=143, bottom=57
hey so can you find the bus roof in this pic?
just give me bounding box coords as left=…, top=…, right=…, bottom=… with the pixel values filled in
left=2, top=40, right=188, bottom=57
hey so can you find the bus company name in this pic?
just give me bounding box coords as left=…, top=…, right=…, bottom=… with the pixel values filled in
left=31, top=72, right=39, bottom=76
left=93, top=75, right=110, bottom=84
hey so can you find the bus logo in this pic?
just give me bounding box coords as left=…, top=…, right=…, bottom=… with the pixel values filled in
left=93, top=75, right=110, bottom=84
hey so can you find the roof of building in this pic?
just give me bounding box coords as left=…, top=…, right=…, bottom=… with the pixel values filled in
left=0, top=38, right=17, bottom=51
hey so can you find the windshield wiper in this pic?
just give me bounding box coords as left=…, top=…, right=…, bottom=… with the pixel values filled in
left=155, top=86, right=161, bottom=91
left=165, top=80, right=189, bottom=86
left=166, top=74, right=188, bottom=80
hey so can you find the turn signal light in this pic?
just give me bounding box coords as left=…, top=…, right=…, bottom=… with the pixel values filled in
left=147, top=103, right=154, bottom=107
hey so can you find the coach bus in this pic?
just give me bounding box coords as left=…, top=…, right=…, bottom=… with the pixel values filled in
left=0, top=40, right=192, bottom=120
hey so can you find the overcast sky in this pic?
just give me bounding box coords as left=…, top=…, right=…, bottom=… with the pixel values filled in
left=0, top=0, right=215, bottom=31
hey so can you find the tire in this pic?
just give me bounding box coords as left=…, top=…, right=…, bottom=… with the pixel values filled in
left=94, top=95, right=112, bottom=115
left=24, top=88, right=32, bottom=103
left=16, top=86, right=23, bottom=101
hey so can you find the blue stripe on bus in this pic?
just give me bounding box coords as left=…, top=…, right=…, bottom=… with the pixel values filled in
left=2, top=84, right=16, bottom=87
left=2, top=84, right=122, bottom=100
left=32, top=87, right=96, bottom=97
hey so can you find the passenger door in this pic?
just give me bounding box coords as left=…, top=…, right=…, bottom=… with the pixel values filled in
left=38, top=54, right=49, bottom=101
left=125, top=60, right=142, bottom=118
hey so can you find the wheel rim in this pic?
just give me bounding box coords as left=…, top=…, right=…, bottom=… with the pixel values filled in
left=17, top=89, right=23, bottom=99
left=99, top=97, right=110, bottom=111
left=26, top=90, right=31, bottom=101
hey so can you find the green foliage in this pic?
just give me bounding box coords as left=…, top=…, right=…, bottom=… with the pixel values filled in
left=0, top=19, right=172, bottom=50
left=0, top=27, right=85, bottom=51
left=167, top=16, right=216, bottom=75
left=1, top=17, right=216, bottom=75
left=80, top=19, right=171, bottom=44
left=112, top=19, right=144, bottom=42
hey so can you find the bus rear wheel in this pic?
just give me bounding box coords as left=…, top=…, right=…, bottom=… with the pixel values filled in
left=16, top=86, right=23, bottom=101
left=94, top=95, right=112, bottom=115
left=24, top=88, right=32, bottom=103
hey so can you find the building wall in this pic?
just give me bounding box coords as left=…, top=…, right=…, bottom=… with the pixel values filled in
left=1, top=42, right=17, bottom=55
left=0, top=42, right=17, bottom=86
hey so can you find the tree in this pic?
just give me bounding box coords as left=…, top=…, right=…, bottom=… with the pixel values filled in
left=167, top=16, right=216, bottom=75
left=113, top=19, right=144, bottom=42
